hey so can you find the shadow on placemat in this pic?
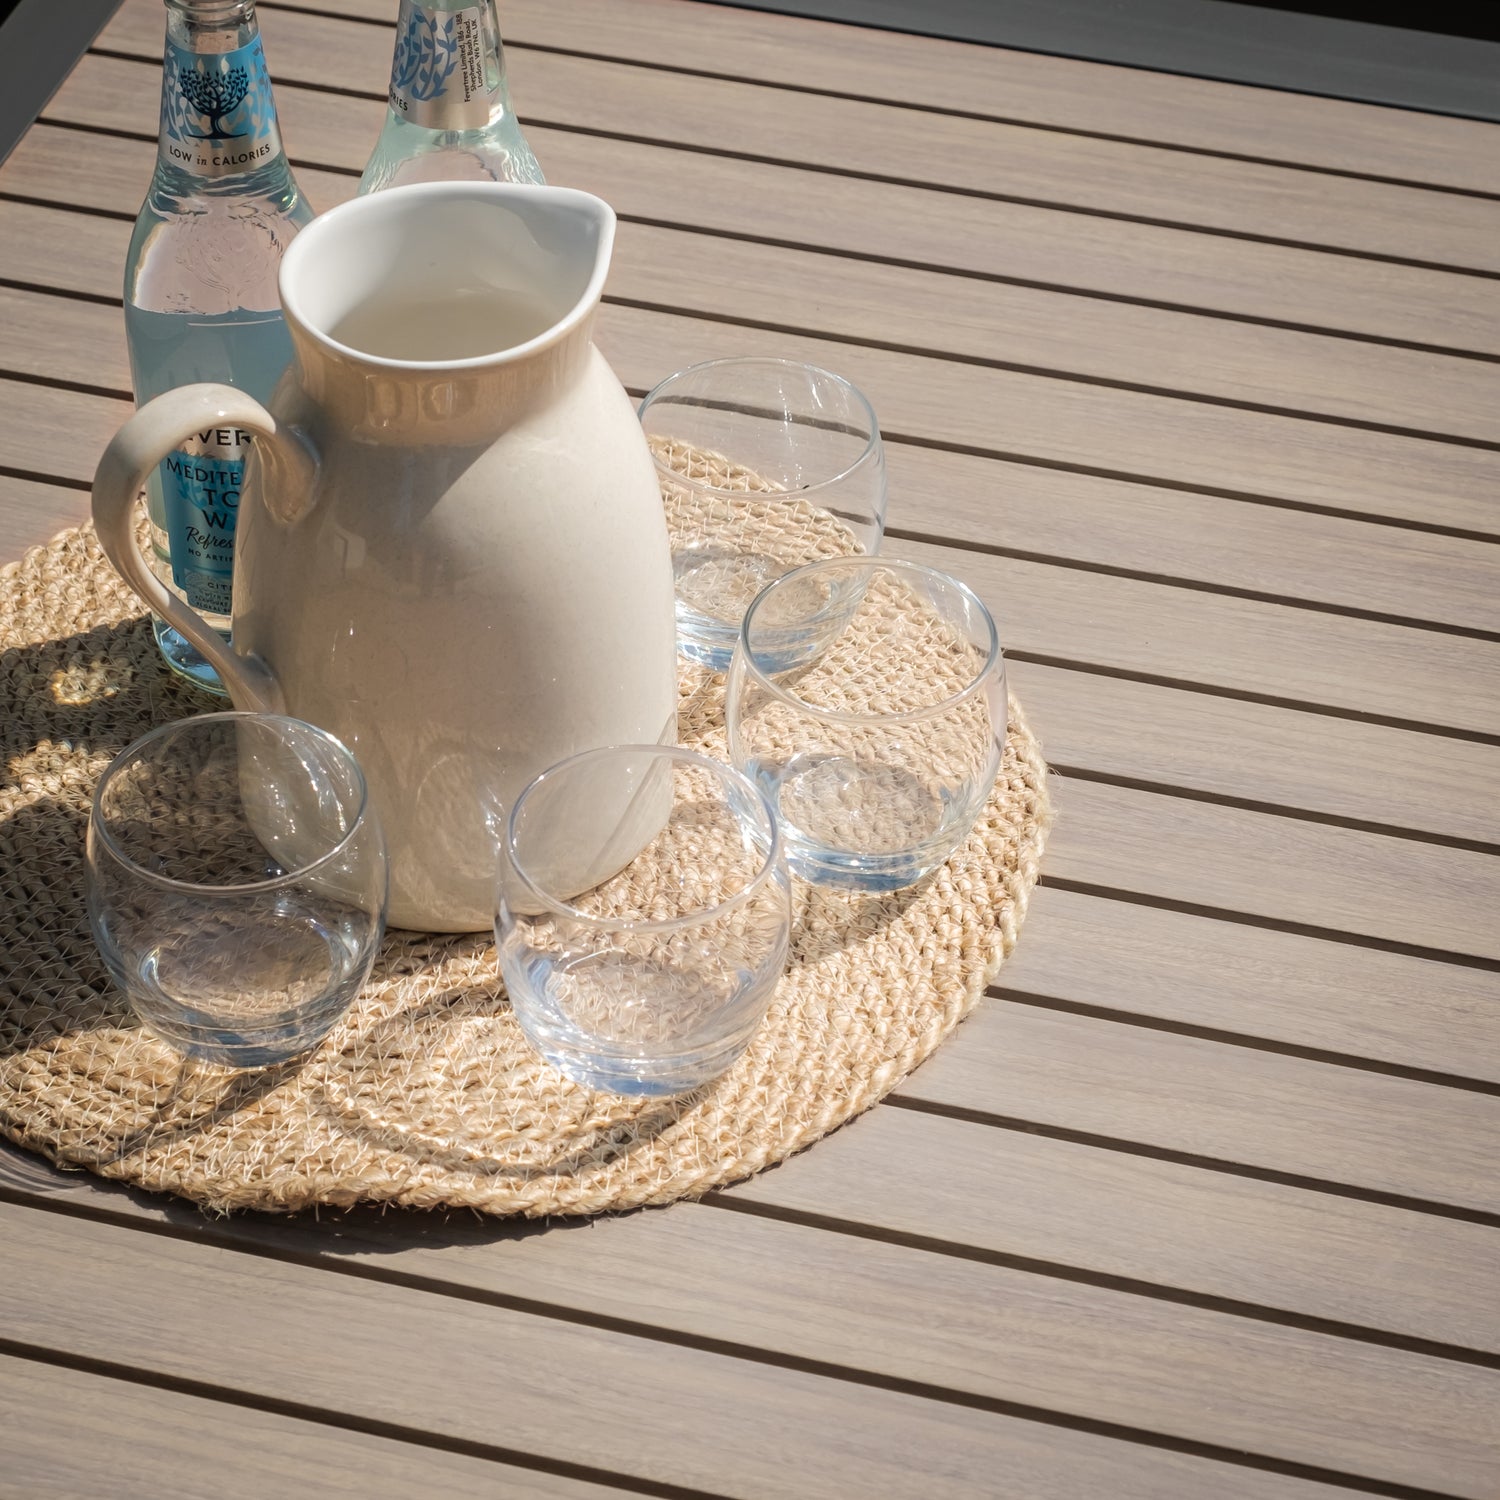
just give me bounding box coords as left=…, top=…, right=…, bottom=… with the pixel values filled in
left=0, top=616, right=206, bottom=1041
left=0, top=522, right=1051, bottom=1217
left=312, top=968, right=694, bottom=1182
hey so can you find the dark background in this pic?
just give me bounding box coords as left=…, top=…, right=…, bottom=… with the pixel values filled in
left=1244, top=0, right=1500, bottom=37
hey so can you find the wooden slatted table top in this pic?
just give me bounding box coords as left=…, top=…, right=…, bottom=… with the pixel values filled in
left=2, top=1, right=1498, bottom=1494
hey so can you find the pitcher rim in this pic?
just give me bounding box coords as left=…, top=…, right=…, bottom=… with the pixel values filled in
left=276, top=181, right=615, bottom=372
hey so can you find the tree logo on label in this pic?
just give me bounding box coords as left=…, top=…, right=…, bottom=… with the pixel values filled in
left=178, top=57, right=250, bottom=139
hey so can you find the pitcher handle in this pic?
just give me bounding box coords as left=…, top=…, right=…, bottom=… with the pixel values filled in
left=91, top=383, right=306, bottom=713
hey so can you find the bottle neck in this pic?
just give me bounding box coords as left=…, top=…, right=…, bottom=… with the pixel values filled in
left=166, top=0, right=261, bottom=52
left=156, top=0, right=288, bottom=182
left=387, top=0, right=513, bottom=132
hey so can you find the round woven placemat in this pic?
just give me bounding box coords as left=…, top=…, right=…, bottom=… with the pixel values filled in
left=0, top=500, right=1050, bottom=1217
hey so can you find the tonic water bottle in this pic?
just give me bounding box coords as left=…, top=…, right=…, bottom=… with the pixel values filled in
left=360, top=0, right=543, bottom=192
left=124, top=0, right=314, bottom=693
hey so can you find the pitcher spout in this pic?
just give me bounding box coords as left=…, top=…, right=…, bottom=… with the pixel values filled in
left=277, top=182, right=617, bottom=442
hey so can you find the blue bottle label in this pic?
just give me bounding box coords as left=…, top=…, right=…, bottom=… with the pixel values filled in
left=159, top=432, right=247, bottom=616
left=159, top=36, right=283, bottom=178
left=389, top=1, right=497, bottom=130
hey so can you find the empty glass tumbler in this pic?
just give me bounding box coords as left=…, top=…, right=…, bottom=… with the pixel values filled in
left=496, top=745, right=791, bottom=1095
left=639, top=357, right=887, bottom=669
left=87, top=713, right=387, bottom=1068
left=727, top=558, right=1007, bottom=891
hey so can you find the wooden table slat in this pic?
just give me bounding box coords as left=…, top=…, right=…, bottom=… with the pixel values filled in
left=93, top=0, right=1500, bottom=272
left=1034, top=773, right=1500, bottom=961
left=7, top=228, right=1500, bottom=545
left=0, top=1350, right=626, bottom=1499
left=9, top=288, right=1500, bottom=751
left=265, top=0, right=1500, bottom=197
left=0, top=378, right=129, bottom=486
left=15, top=103, right=1500, bottom=361
left=899, top=1000, right=1500, bottom=1212
left=0, top=1201, right=1389, bottom=1500
left=996, top=884, right=1500, bottom=1082
left=1006, top=663, right=1500, bottom=850
left=0, top=476, right=91, bottom=562
left=728, top=1105, right=1500, bottom=1352
left=1, top=1169, right=1495, bottom=1495
left=9, top=191, right=1500, bottom=451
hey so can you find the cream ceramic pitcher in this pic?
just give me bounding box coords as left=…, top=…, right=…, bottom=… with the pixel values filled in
left=92, top=183, right=678, bottom=931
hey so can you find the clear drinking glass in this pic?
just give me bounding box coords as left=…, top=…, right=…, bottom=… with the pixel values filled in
left=496, top=746, right=791, bottom=1096
left=638, top=357, right=887, bottom=670
left=86, top=713, right=387, bottom=1068
left=727, top=558, right=1007, bottom=891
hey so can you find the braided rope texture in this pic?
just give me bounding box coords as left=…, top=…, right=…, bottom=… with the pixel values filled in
left=0, top=489, right=1050, bottom=1215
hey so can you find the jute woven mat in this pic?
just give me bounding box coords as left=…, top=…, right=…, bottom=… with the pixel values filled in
left=0, top=506, right=1050, bottom=1217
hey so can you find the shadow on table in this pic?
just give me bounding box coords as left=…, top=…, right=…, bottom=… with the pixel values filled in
left=0, top=1129, right=604, bottom=1253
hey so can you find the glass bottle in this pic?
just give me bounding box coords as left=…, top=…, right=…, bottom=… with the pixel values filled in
left=359, top=0, right=543, bottom=192
left=123, top=0, right=314, bottom=694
